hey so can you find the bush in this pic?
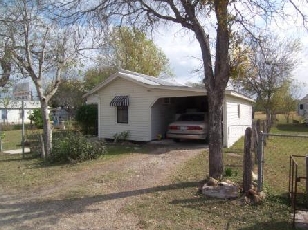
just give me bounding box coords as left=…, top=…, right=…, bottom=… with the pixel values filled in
left=49, top=131, right=106, bottom=163
left=113, top=130, right=130, bottom=143
left=75, top=104, right=98, bottom=135
left=28, top=109, right=43, bottom=129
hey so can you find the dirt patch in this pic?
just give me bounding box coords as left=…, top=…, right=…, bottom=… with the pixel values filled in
left=0, top=144, right=206, bottom=230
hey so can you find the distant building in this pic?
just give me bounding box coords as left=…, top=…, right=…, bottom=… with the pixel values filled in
left=298, top=94, right=308, bottom=122
left=0, top=100, right=41, bottom=124
left=50, top=107, right=70, bottom=123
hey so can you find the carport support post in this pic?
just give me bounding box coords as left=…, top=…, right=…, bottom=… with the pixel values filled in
left=257, top=131, right=264, bottom=192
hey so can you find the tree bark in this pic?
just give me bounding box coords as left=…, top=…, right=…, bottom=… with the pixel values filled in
left=41, top=99, right=52, bottom=157
left=207, top=90, right=224, bottom=178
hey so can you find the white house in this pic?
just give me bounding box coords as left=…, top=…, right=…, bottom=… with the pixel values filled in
left=298, top=94, right=308, bottom=122
left=85, top=70, right=254, bottom=147
left=0, top=100, right=41, bottom=124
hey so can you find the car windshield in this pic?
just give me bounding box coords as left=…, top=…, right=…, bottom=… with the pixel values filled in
left=177, top=113, right=205, bottom=121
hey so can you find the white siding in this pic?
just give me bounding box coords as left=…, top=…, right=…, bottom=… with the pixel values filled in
left=0, top=101, right=42, bottom=124
left=96, top=78, right=206, bottom=141
left=151, top=98, right=175, bottom=139
left=94, top=75, right=253, bottom=144
left=0, top=108, right=37, bottom=124
left=298, top=94, right=308, bottom=119
left=224, top=96, right=253, bottom=147
left=97, top=78, right=153, bottom=141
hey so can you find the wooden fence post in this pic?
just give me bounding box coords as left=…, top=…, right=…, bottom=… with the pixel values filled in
left=257, top=131, right=264, bottom=192
left=306, top=156, right=308, bottom=208
left=263, top=120, right=267, bottom=146
left=243, top=127, right=253, bottom=193
left=255, top=120, right=261, bottom=163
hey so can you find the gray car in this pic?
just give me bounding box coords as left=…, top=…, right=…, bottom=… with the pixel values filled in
left=166, top=112, right=208, bottom=142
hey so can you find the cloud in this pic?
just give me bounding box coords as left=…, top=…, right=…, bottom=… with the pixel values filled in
left=154, top=22, right=308, bottom=96
left=153, top=25, right=202, bottom=83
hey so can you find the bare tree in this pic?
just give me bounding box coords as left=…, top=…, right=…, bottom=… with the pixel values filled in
left=0, top=0, right=83, bottom=157
left=232, top=34, right=301, bottom=128
left=57, top=0, right=307, bottom=178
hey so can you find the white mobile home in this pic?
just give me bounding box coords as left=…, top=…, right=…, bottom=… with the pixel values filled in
left=85, top=70, right=254, bottom=147
left=0, top=100, right=41, bottom=124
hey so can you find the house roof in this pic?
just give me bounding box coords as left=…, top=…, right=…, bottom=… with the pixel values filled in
left=84, top=70, right=196, bottom=98
left=84, top=69, right=254, bottom=103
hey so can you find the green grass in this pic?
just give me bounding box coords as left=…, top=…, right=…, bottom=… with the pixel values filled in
left=1, top=129, right=23, bottom=150
left=254, top=112, right=301, bottom=123
left=125, top=123, right=308, bottom=230
left=0, top=140, right=148, bottom=193
left=1, top=124, right=308, bottom=229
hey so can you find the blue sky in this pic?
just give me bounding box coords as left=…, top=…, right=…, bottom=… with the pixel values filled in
left=154, top=23, right=308, bottom=98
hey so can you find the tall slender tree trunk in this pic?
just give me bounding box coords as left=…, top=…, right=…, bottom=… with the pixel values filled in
left=41, top=100, right=52, bottom=157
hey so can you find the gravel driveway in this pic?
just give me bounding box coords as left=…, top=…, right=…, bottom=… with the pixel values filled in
left=0, top=141, right=207, bottom=230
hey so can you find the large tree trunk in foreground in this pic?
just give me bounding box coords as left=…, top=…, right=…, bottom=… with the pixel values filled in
left=192, top=0, right=229, bottom=179
left=207, top=88, right=224, bottom=178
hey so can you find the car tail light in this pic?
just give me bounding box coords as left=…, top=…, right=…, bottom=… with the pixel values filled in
left=169, top=125, right=179, bottom=130
left=187, top=126, right=203, bottom=130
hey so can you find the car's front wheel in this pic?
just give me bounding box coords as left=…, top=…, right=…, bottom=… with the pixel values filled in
left=173, top=138, right=180, bottom=143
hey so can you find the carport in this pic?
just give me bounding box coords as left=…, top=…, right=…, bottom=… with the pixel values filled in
left=150, top=95, right=208, bottom=140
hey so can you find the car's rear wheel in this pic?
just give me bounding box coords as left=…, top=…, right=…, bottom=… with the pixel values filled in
left=173, top=138, right=180, bottom=143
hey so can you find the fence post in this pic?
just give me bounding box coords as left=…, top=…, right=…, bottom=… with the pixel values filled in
left=262, top=121, right=267, bottom=146
left=252, top=121, right=256, bottom=153
left=306, top=156, right=308, bottom=208
left=254, top=120, right=261, bottom=164
left=243, top=127, right=253, bottom=193
left=257, top=131, right=264, bottom=192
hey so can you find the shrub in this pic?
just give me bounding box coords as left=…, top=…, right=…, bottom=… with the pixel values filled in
left=113, top=130, right=130, bottom=143
left=28, top=109, right=43, bottom=129
left=75, top=104, right=98, bottom=135
left=49, top=131, right=106, bottom=163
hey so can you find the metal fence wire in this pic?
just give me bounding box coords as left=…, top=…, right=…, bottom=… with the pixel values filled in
left=256, top=132, right=308, bottom=223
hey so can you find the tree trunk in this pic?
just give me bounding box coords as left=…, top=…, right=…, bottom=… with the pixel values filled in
left=207, top=88, right=224, bottom=179
left=41, top=100, right=52, bottom=157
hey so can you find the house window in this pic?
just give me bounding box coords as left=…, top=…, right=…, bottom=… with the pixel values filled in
left=300, top=104, right=304, bottom=110
left=117, top=106, right=128, bottom=123
left=1, top=109, right=7, bottom=120
left=237, top=104, right=241, bottom=118
left=110, top=95, right=129, bottom=124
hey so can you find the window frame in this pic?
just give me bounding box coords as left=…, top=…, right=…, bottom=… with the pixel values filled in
left=1, top=109, right=7, bottom=120
left=117, top=106, right=128, bottom=124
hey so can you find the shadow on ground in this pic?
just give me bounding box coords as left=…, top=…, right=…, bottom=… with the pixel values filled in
left=237, top=221, right=293, bottom=230
left=0, top=181, right=198, bottom=229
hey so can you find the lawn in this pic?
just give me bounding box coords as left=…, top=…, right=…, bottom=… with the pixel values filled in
left=125, top=123, right=308, bottom=230
left=0, top=135, right=149, bottom=193
left=1, top=124, right=308, bottom=229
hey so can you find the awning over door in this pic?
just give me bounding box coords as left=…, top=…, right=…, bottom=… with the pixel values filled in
left=110, top=96, right=129, bottom=106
